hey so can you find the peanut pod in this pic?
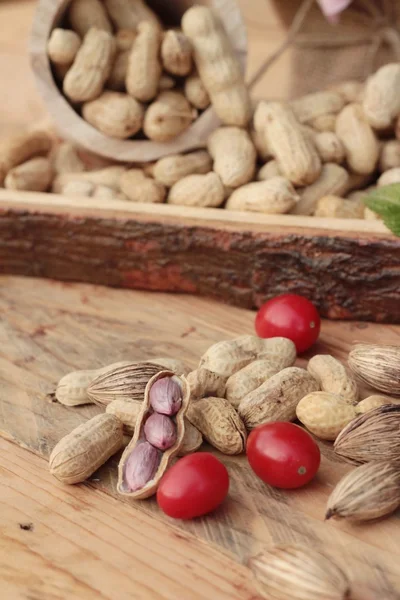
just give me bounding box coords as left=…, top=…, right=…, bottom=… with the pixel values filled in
left=187, top=396, right=246, bottom=455
left=307, top=354, right=358, bottom=403
left=238, top=367, right=319, bottom=430
left=117, top=371, right=190, bottom=499
left=106, top=398, right=202, bottom=455
left=49, top=414, right=123, bottom=484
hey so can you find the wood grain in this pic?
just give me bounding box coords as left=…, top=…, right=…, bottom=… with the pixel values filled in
left=1, top=275, right=400, bottom=600
left=1, top=189, right=399, bottom=323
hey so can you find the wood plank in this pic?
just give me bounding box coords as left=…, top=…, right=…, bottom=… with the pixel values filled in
left=1, top=189, right=399, bottom=323
left=0, top=438, right=256, bottom=600
left=1, top=275, right=400, bottom=600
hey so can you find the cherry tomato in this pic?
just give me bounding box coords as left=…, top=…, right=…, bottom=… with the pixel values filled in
left=157, top=452, right=229, bottom=519
left=247, top=422, right=320, bottom=489
left=255, top=294, right=320, bottom=353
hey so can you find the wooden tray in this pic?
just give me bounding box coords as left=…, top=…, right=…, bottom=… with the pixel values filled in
left=1, top=275, right=399, bottom=599
left=1, top=189, right=400, bottom=323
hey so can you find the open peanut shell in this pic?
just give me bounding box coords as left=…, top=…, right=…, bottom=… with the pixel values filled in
left=117, top=370, right=190, bottom=499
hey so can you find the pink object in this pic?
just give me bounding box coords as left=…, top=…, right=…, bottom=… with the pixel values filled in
left=317, top=0, right=353, bottom=22
left=124, top=442, right=160, bottom=492
left=144, top=413, right=177, bottom=450
left=149, top=377, right=182, bottom=416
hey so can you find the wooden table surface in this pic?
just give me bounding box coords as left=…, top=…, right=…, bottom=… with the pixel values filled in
left=1, top=2, right=400, bottom=600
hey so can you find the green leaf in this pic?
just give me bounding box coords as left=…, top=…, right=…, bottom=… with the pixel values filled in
left=364, top=184, right=400, bottom=216
left=364, top=184, right=400, bottom=237
left=382, top=214, right=400, bottom=237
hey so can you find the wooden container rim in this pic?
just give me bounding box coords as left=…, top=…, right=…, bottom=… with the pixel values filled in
left=29, top=0, right=248, bottom=163
left=0, top=188, right=392, bottom=239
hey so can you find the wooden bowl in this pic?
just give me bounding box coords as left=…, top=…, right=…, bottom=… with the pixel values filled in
left=30, top=0, right=247, bottom=163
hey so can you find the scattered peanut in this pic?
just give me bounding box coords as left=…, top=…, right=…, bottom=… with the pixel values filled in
left=182, top=6, right=251, bottom=127
left=49, top=414, right=123, bottom=484
left=225, top=359, right=286, bottom=409
left=184, top=72, right=210, bottom=110
left=153, top=151, right=212, bottom=187
left=82, top=91, right=144, bottom=139
left=168, top=172, right=224, bottom=208
left=238, top=367, right=319, bottom=430
left=120, top=169, right=166, bottom=203
left=335, top=103, right=379, bottom=174
left=143, top=91, right=194, bottom=142
left=307, top=354, right=358, bottom=403
left=161, top=30, right=192, bottom=77
left=4, top=157, right=53, bottom=192
left=314, top=195, right=364, bottom=219
left=126, top=22, right=162, bottom=102
left=226, top=176, right=299, bottom=214
left=47, top=29, right=81, bottom=65
left=187, top=396, right=247, bottom=455
left=255, top=101, right=321, bottom=186
left=296, top=392, right=357, bottom=440
left=208, top=127, right=256, bottom=188
left=292, top=163, right=349, bottom=216
left=313, top=132, right=345, bottom=164
left=363, top=63, right=400, bottom=129
left=64, top=28, right=116, bottom=103
left=200, top=338, right=256, bottom=378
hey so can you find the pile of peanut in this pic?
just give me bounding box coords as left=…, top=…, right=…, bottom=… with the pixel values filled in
left=47, top=1, right=250, bottom=143
left=3, top=4, right=400, bottom=218
left=49, top=337, right=400, bottom=517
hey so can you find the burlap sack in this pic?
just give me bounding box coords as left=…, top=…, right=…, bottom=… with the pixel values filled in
left=270, top=0, right=400, bottom=98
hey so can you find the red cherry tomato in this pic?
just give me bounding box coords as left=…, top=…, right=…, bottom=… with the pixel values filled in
left=247, top=422, right=320, bottom=489
left=255, top=294, right=320, bottom=353
left=157, top=452, right=229, bottom=519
